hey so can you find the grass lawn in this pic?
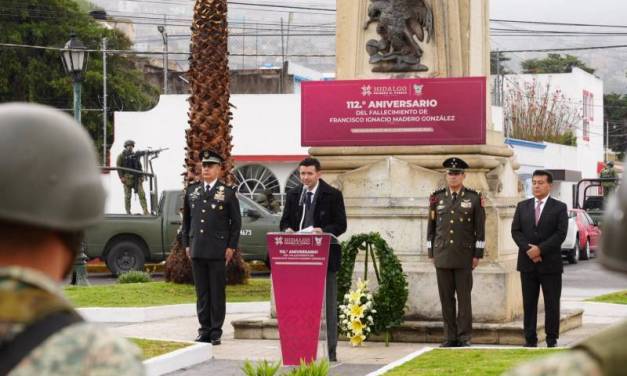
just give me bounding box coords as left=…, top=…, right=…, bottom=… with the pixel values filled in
left=586, top=290, right=627, bottom=305
left=384, top=349, right=563, bottom=376
left=65, top=279, right=270, bottom=307
left=129, top=338, right=191, bottom=359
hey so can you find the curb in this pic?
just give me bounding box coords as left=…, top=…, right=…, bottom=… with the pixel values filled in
left=79, top=301, right=270, bottom=323
left=141, top=338, right=211, bottom=376
left=365, top=347, right=434, bottom=376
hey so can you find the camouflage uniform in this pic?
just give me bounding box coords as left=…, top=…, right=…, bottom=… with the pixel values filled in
left=599, top=164, right=618, bottom=198
left=116, top=150, right=149, bottom=215
left=0, top=267, right=144, bottom=376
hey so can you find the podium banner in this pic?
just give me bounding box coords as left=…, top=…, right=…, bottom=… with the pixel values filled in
left=267, top=233, right=331, bottom=366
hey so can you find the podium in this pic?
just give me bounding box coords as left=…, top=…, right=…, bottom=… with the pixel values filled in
left=267, top=233, right=331, bottom=366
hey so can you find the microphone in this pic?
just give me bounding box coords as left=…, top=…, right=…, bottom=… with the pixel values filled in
left=298, top=188, right=306, bottom=207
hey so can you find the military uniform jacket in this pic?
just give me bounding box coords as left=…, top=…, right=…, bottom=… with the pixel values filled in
left=427, top=187, right=486, bottom=269
left=181, top=181, right=242, bottom=259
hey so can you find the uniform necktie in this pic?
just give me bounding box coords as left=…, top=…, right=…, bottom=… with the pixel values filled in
left=535, top=200, right=542, bottom=225
left=452, top=192, right=458, bottom=202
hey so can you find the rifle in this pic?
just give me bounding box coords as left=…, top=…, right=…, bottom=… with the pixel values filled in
left=135, top=147, right=169, bottom=157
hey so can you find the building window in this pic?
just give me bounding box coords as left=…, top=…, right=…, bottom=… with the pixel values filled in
left=285, top=168, right=301, bottom=193
left=582, top=90, right=592, bottom=141
left=233, top=164, right=280, bottom=203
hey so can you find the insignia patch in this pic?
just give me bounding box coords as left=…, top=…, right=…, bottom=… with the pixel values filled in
left=437, top=205, right=445, bottom=210
left=189, top=186, right=202, bottom=202
left=461, top=200, right=472, bottom=209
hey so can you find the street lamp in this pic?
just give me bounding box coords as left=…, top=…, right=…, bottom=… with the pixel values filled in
left=61, top=33, right=88, bottom=124
left=61, top=33, right=90, bottom=286
left=157, top=25, right=169, bottom=94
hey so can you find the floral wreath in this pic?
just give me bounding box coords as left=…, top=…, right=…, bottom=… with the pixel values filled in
left=337, top=232, right=409, bottom=345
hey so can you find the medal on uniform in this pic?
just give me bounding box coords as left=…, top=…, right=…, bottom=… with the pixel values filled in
left=211, top=204, right=216, bottom=209
left=461, top=199, right=472, bottom=208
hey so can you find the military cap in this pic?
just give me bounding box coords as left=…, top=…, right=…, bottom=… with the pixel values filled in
left=201, top=150, right=223, bottom=165
left=124, top=140, right=135, bottom=147
left=443, top=157, right=469, bottom=172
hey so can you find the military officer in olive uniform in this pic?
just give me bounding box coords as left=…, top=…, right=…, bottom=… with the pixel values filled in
left=427, top=157, right=486, bottom=347
left=181, top=150, right=241, bottom=345
left=116, top=140, right=149, bottom=215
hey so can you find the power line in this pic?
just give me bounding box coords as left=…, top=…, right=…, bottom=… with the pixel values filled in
left=491, top=19, right=627, bottom=30
left=498, top=44, right=627, bottom=53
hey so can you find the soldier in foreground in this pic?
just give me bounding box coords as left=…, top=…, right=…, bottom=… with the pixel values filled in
left=427, top=157, right=485, bottom=347
left=0, top=103, right=144, bottom=375
left=506, top=163, right=627, bottom=376
left=117, top=139, right=149, bottom=215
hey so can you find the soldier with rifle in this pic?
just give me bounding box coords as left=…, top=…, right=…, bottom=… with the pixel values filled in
left=116, top=140, right=167, bottom=215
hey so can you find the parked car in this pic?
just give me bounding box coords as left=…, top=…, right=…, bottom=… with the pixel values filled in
left=561, top=209, right=602, bottom=264
left=84, top=190, right=279, bottom=275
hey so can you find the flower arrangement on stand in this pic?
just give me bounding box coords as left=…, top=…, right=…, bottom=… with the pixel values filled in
left=339, top=278, right=375, bottom=346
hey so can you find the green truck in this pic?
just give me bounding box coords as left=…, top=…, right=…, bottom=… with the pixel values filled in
left=85, top=190, right=279, bottom=275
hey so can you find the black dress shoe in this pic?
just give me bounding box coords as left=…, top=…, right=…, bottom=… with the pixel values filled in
left=195, top=334, right=211, bottom=343
left=546, top=340, right=557, bottom=348
left=440, top=341, right=458, bottom=347
left=328, top=351, right=337, bottom=362
left=523, top=342, right=538, bottom=348
left=211, top=338, right=221, bottom=346
left=457, top=341, right=471, bottom=347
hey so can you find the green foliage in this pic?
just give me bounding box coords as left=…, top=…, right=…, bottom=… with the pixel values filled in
left=587, top=290, right=627, bottom=305
left=286, top=360, right=329, bottom=376
left=604, top=93, right=627, bottom=158
left=338, top=233, right=409, bottom=343
left=521, top=53, right=595, bottom=74
left=129, top=338, right=190, bottom=360
left=117, top=270, right=152, bottom=284
left=0, top=0, right=160, bottom=160
left=241, top=360, right=281, bottom=376
left=384, top=349, right=563, bottom=376
left=65, top=279, right=271, bottom=307
left=490, top=51, right=511, bottom=75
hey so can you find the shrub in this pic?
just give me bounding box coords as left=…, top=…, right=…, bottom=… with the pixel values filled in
left=117, top=271, right=152, bottom=284
left=241, top=360, right=281, bottom=376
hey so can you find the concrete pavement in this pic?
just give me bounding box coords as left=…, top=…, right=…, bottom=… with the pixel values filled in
left=101, top=259, right=627, bottom=375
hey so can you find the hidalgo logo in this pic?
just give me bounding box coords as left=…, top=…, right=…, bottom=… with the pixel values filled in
left=413, top=84, right=424, bottom=95
left=314, top=237, right=323, bottom=246
left=361, top=85, right=372, bottom=96
left=274, top=237, right=283, bottom=246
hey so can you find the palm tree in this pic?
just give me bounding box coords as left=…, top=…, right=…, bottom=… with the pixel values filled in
left=166, top=0, right=247, bottom=284
left=185, top=0, right=234, bottom=184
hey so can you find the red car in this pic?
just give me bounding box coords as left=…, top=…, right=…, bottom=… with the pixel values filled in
left=561, top=209, right=602, bottom=264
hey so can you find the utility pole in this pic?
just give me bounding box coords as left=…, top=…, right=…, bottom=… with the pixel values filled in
left=280, top=17, right=285, bottom=94
left=102, top=37, right=108, bottom=166
left=606, top=120, right=609, bottom=163
left=242, top=16, right=246, bottom=68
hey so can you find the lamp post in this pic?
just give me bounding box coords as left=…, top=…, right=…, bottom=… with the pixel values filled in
left=61, top=33, right=90, bottom=286
left=157, top=25, right=168, bottom=94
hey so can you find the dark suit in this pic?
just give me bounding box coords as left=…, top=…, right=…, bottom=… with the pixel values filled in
left=279, top=179, right=347, bottom=357
left=182, top=180, right=241, bottom=340
left=511, top=196, right=568, bottom=345
left=427, top=186, right=485, bottom=343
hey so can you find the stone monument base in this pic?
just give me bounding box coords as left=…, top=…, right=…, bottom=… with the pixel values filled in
left=232, top=309, right=582, bottom=345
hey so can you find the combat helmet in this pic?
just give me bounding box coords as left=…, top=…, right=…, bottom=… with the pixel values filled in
left=601, top=165, right=627, bottom=273
left=0, top=103, right=106, bottom=231
left=124, top=139, right=135, bottom=148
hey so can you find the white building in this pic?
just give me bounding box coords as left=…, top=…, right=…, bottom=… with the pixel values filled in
left=105, top=94, right=307, bottom=214
left=499, top=67, right=605, bottom=206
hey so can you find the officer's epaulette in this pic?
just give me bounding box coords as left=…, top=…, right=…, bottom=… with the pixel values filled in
left=464, top=187, right=481, bottom=195
left=429, top=188, right=445, bottom=204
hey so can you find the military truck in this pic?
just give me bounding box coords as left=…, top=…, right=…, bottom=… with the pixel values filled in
left=573, top=178, right=620, bottom=227
left=84, top=190, right=279, bottom=275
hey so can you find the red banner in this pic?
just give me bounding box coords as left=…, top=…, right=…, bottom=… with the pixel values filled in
left=267, top=233, right=331, bottom=366
left=301, top=77, right=486, bottom=146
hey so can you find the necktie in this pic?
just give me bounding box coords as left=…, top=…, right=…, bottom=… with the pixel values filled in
left=205, top=184, right=211, bottom=194
left=302, top=192, right=314, bottom=229
left=535, top=200, right=542, bottom=225
left=452, top=192, right=458, bottom=202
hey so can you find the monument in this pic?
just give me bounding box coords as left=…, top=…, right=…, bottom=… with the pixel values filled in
left=233, top=0, right=582, bottom=344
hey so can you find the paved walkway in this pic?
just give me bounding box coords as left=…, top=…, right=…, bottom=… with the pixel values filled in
left=102, top=259, right=627, bottom=375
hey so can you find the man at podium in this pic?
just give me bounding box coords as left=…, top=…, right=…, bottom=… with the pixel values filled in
left=279, top=157, right=347, bottom=362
